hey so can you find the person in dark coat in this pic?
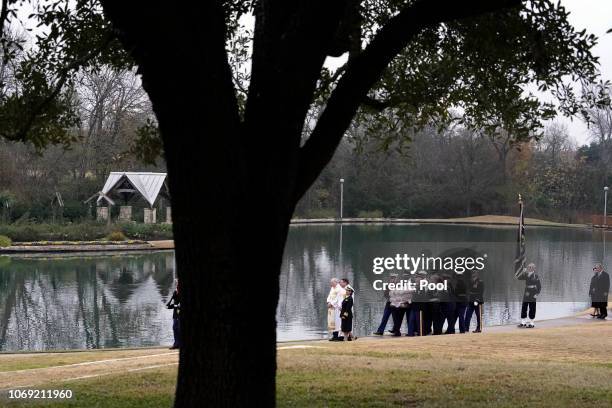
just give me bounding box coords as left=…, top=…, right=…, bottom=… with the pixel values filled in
left=590, top=266, right=601, bottom=318
left=166, top=279, right=181, bottom=349
left=340, top=285, right=355, bottom=340
left=464, top=271, right=484, bottom=333
left=590, top=263, right=610, bottom=320
left=517, top=263, right=542, bottom=328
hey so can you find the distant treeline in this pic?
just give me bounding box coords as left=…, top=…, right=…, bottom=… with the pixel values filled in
left=295, top=122, right=610, bottom=224
left=0, top=66, right=610, bottom=226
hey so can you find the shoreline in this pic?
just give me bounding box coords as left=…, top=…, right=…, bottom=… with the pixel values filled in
left=0, top=216, right=592, bottom=254
left=291, top=215, right=588, bottom=228
left=0, top=239, right=175, bottom=254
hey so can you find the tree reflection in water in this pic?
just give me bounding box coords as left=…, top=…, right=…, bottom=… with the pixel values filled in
left=0, top=251, right=176, bottom=352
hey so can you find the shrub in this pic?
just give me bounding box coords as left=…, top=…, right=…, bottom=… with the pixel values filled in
left=0, top=221, right=173, bottom=242
left=358, top=210, right=384, bottom=218
left=119, top=222, right=173, bottom=240
left=106, top=231, right=127, bottom=241
left=0, top=235, right=12, bottom=247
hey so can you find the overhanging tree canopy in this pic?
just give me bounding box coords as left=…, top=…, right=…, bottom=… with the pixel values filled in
left=0, top=0, right=604, bottom=406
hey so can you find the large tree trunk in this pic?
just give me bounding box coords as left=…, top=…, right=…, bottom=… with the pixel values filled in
left=149, top=78, right=293, bottom=406
left=159, top=114, right=292, bottom=406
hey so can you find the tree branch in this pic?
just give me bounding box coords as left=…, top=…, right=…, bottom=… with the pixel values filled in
left=362, top=95, right=392, bottom=111
left=293, top=0, right=521, bottom=203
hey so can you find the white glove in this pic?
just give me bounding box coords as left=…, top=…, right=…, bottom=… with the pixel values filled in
left=473, top=301, right=478, bottom=306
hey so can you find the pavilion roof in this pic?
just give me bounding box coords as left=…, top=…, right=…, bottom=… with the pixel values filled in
left=98, top=172, right=167, bottom=206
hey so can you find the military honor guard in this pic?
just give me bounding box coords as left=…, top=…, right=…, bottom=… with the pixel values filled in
left=464, top=270, right=484, bottom=333
left=517, top=263, right=541, bottom=328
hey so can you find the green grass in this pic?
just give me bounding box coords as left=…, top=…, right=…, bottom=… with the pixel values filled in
left=1, top=367, right=176, bottom=407
left=0, top=349, right=169, bottom=372
left=2, top=324, right=612, bottom=407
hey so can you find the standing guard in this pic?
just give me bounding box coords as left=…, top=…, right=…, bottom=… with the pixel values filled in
left=517, top=263, right=541, bottom=328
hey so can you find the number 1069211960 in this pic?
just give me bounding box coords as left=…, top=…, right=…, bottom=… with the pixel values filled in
left=8, top=389, right=73, bottom=399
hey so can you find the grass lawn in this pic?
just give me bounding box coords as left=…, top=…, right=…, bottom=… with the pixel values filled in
left=2, top=323, right=611, bottom=407
left=0, top=349, right=175, bottom=372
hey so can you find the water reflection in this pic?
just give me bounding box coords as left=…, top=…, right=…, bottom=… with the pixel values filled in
left=1, top=225, right=610, bottom=350
left=0, top=251, right=176, bottom=352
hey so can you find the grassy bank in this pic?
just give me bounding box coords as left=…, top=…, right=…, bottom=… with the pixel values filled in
left=0, top=222, right=173, bottom=242
left=291, top=214, right=587, bottom=228
left=2, top=323, right=611, bottom=407
left=0, top=214, right=584, bottom=245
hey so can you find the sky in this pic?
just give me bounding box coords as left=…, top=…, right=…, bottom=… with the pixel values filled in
left=12, top=1, right=611, bottom=146
left=543, top=0, right=611, bottom=145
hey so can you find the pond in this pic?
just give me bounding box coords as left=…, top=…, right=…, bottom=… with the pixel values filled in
left=0, top=224, right=609, bottom=351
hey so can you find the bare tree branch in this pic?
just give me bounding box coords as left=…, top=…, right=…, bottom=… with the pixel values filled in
left=10, top=35, right=115, bottom=142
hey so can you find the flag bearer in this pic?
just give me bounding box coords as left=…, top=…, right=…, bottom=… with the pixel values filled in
left=517, top=263, right=541, bottom=328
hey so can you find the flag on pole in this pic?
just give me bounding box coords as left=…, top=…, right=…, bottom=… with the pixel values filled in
left=514, top=194, right=526, bottom=278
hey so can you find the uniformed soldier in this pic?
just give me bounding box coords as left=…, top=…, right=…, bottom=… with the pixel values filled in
left=440, top=273, right=457, bottom=334
left=166, top=279, right=181, bottom=349
left=373, top=274, right=397, bottom=335
left=465, top=270, right=484, bottom=333
left=517, top=263, right=542, bottom=328
left=429, top=273, right=445, bottom=335
left=454, top=272, right=469, bottom=333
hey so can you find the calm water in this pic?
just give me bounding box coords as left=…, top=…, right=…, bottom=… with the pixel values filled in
left=0, top=224, right=610, bottom=351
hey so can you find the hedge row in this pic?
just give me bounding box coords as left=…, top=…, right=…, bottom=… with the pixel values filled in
left=0, top=222, right=173, bottom=242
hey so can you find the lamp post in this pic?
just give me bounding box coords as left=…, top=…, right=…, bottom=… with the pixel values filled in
left=339, top=178, right=344, bottom=220
left=605, top=186, right=609, bottom=228
left=604, top=186, right=609, bottom=264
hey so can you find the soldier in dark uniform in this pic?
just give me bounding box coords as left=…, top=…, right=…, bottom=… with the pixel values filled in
left=465, top=271, right=484, bottom=333
left=373, top=274, right=396, bottom=335
left=590, top=263, right=610, bottom=320
left=417, top=271, right=433, bottom=335
left=166, top=279, right=181, bottom=349
left=454, top=272, right=469, bottom=333
left=441, top=273, right=457, bottom=334
left=409, top=271, right=428, bottom=336
left=429, top=273, right=445, bottom=335
left=517, top=263, right=542, bottom=328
